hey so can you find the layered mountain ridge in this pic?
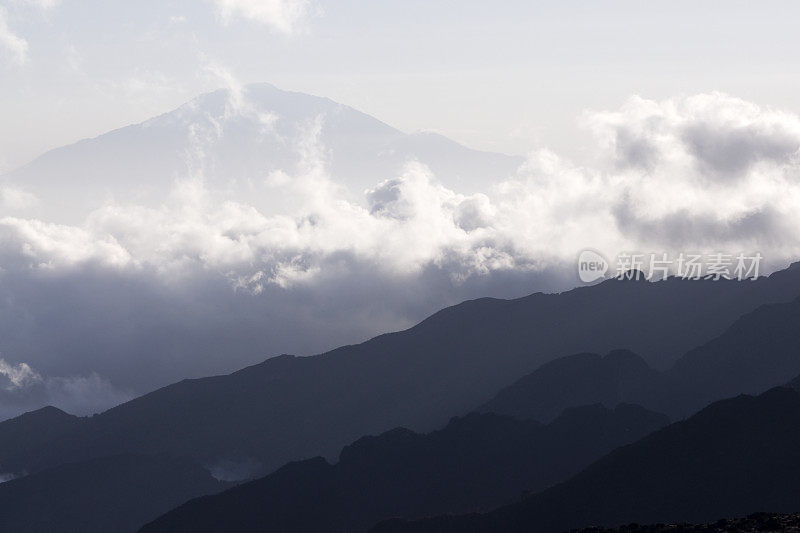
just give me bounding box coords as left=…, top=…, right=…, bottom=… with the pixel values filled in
left=374, top=385, right=800, bottom=532
left=1, top=263, right=800, bottom=531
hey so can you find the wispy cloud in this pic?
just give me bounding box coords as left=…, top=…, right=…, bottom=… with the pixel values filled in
left=0, top=0, right=61, bottom=66
left=211, top=0, right=311, bottom=34
left=0, top=6, right=29, bottom=65
left=10, top=0, right=61, bottom=9
left=0, top=186, right=38, bottom=210
left=0, top=358, right=41, bottom=390
left=0, top=357, right=131, bottom=420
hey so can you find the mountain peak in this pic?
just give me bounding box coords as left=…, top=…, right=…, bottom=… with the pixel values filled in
left=5, top=405, right=76, bottom=425
left=4, top=84, right=523, bottom=222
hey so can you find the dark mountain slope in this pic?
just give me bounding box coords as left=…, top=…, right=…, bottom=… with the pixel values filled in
left=141, top=295, right=800, bottom=533
left=478, top=349, right=673, bottom=422
left=1, top=266, right=799, bottom=480
left=669, top=296, right=800, bottom=406
left=572, top=512, right=800, bottom=533
left=140, top=404, right=668, bottom=533
left=373, top=386, right=800, bottom=533
left=479, top=297, right=800, bottom=422
left=0, top=454, right=225, bottom=533
left=0, top=406, right=80, bottom=473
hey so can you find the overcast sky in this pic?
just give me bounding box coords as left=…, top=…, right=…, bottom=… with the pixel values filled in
left=3, top=0, right=800, bottom=170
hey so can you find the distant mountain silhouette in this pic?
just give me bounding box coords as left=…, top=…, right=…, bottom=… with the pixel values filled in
left=669, top=296, right=800, bottom=407
left=479, top=296, right=800, bottom=421
left=372, top=386, right=800, bottom=532
left=139, top=404, right=668, bottom=533
left=0, top=406, right=80, bottom=475
left=478, top=349, right=673, bottom=422
left=0, top=453, right=225, bottom=533
left=1, top=83, right=523, bottom=221
left=1, top=266, right=799, bottom=483
left=140, top=292, right=800, bottom=532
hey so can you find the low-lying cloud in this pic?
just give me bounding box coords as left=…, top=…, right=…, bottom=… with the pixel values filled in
left=0, top=91, right=799, bottom=420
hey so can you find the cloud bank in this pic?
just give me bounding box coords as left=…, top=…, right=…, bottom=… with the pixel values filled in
left=0, top=91, right=799, bottom=419
left=583, top=93, right=800, bottom=252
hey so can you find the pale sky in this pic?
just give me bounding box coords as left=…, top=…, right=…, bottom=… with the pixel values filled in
left=2, top=0, right=800, bottom=171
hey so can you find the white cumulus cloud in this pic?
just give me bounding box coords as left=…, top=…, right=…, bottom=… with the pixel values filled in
left=0, top=358, right=41, bottom=390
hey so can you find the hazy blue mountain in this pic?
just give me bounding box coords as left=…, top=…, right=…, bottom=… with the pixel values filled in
left=1, top=83, right=523, bottom=222
left=0, top=453, right=225, bottom=533
left=668, top=296, right=800, bottom=406
left=131, top=276, right=800, bottom=533
left=137, top=291, right=800, bottom=532
left=139, top=404, right=668, bottom=533
left=0, top=266, right=797, bottom=531
left=0, top=265, right=799, bottom=484
left=372, top=386, right=800, bottom=532
left=479, top=296, right=800, bottom=422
